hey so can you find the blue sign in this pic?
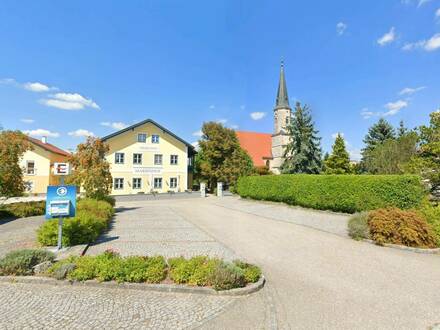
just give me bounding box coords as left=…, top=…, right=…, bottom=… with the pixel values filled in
left=45, top=185, right=76, bottom=219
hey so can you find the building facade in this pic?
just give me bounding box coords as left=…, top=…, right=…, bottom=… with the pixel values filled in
left=102, top=119, right=195, bottom=195
left=236, top=62, right=291, bottom=174
left=20, top=137, right=70, bottom=194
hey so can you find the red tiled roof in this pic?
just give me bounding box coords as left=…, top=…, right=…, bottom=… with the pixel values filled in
left=28, top=137, right=70, bottom=157
left=236, top=131, right=272, bottom=167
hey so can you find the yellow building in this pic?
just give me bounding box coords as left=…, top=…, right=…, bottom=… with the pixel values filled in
left=102, top=119, right=196, bottom=195
left=20, top=137, right=70, bottom=194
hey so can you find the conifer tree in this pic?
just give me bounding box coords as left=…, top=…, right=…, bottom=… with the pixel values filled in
left=361, top=118, right=395, bottom=168
left=325, top=133, right=351, bottom=174
left=281, top=102, right=322, bottom=174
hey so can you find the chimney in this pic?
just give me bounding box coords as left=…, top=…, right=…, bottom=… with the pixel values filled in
left=41, top=136, right=47, bottom=144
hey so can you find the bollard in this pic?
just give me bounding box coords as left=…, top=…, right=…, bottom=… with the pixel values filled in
left=200, top=182, right=206, bottom=198
left=217, top=182, right=223, bottom=197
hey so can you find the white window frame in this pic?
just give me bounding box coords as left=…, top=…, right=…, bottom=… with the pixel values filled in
left=170, top=155, right=178, bottom=165
left=137, top=133, right=147, bottom=143
left=133, top=153, right=142, bottom=165
left=115, top=153, right=125, bottom=164
left=114, top=178, right=124, bottom=190
left=154, top=154, right=163, bottom=165
left=152, top=135, right=160, bottom=143
left=170, top=177, right=177, bottom=189
left=26, top=160, right=35, bottom=175
left=154, top=177, right=162, bottom=189
left=132, top=178, right=142, bottom=189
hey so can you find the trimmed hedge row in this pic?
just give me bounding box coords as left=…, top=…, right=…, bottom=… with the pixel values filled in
left=236, top=174, right=425, bottom=213
left=0, top=201, right=46, bottom=220
left=37, top=198, right=114, bottom=246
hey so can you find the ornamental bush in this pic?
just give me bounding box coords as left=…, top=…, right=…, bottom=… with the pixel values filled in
left=0, top=249, right=55, bottom=275
left=0, top=201, right=46, bottom=220
left=348, top=212, right=370, bottom=240
left=368, top=207, right=437, bottom=248
left=236, top=174, right=425, bottom=213
left=37, top=198, right=114, bottom=246
left=415, top=200, right=440, bottom=247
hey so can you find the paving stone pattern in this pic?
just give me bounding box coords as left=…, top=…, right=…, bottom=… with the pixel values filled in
left=0, top=282, right=236, bottom=329
left=86, top=203, right=237, bottom=260
left=0, top=215, right=44, bottom=258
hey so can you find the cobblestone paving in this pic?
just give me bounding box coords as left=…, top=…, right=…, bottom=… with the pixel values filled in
left=86, top=202, right=237, bottom=260
left=0, top=282, right=236, bottom=329
left=0, top=216, right=44, bottom=258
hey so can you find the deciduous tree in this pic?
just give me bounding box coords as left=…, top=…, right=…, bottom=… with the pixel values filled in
left=197, top=122, right=254, bottom=190
left=67, top=137, right=112, bottom=199
left=0, top=131, right=32, bottom=198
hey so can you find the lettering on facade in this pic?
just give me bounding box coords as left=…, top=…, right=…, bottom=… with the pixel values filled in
left=133, top=167, right=163, bottom=174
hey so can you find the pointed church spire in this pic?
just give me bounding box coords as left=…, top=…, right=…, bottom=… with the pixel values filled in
left=275, top=61, right=290, bottom=110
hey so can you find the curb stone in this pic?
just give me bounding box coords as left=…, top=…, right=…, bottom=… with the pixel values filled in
left=363, top=239, right=440, bottom=254
left=0, top=275, right=265, bottom=296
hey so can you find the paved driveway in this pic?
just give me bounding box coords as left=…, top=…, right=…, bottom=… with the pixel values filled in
left=0, top=215, right=44, bottom=258
left=1, top=196, right=440, bottom=329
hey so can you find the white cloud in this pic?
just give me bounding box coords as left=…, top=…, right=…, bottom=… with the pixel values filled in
left=250, top=112, right=266, bottom=120
left=230, top=124, right=239, bottom=130
left=331, top=132, right=344, bottom=139
left=40, top=93, right=100, bottom=110
left=418, top=0, right=432, bottom=7
left=216, top=119, right=227, bottom=124
left=384, top=100, right=408, bottom=116
left=399, top=86, right=426, bottom=95
left=336, top=22, right=347, bottom=36
left=348, top=148, right=362, bottom=161
left=377, top=27, right=396, bottom=46
left=23, top=82, right=55, bottom=92
left=192, top=130, right=203, bottom=137
left=23, top=128, right=59, bottom=138
left=100, top=122, right=128, bottom=130
left=209, top=105, right=215, bottom=110
left=191, top=141, right=199, bottom=150
left=68, top=129, right=95, bottom=138
left=360, top=108, right=377, bottom=119
left=402, top=33, right=440, bottom=51
left=20, top=118, right=34, bottom=124
left=436, top=8, right=440, bottom=17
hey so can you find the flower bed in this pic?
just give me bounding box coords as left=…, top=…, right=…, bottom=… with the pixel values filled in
left=0, top=249, right=262, bottom=291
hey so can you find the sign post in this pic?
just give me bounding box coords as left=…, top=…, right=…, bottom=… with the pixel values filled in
left=46, top=163, right=75, bottom=250
left=217, top=182, right=223, bottom=197
left=200, top=182, right=206, bottom=198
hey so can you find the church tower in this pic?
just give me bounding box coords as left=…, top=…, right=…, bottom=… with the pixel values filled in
left=270, top=61, right=292, bottom=174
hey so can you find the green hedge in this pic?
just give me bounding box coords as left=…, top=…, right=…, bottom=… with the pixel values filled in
left=0, top=201, right=46, bottom=220
left=236, top=174, right=425, bottom=213
left=37, top=198, right=114, bottom=246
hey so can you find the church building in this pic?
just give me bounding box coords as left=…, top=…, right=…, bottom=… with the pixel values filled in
left=236, top=62, right=292, bottom=174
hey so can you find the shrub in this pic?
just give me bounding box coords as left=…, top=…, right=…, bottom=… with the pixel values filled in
left=348, top=212, right=370, bottom=240
left=0, top=201, right=46, bottom=219
left=169, top=256, right=212, bottom=284
left=233, top=261, right=261, bottom=283
left=236, top=174, right=425, bottom=213
left=368, top=207, right=437, bottom=248
left=210, top=262, right=246, bottom=291
left=37, top=198, right=114, bottom=247
left=67, top=256, right=98, bottom=281
left=0, top=249, right=55, bottom=275
left=416, top=200, right=440, bottom=247
left=117, top=256, right=166, bottom=283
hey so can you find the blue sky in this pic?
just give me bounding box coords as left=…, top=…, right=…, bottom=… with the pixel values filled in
left=0, top=0, right=439, bottom=159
